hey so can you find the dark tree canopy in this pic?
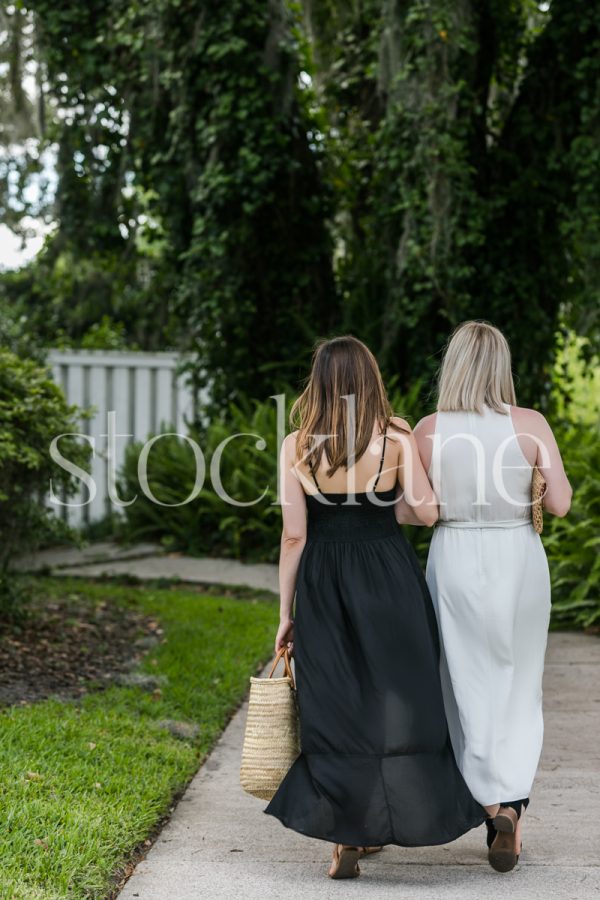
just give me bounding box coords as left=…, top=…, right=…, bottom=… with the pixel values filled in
left=1, top=0, right=599, bottom=408
left=311, top=0, right=600, bottom=404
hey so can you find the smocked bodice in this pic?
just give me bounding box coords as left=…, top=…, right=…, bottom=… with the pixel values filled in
left=306, top=487, right=398, bottom=542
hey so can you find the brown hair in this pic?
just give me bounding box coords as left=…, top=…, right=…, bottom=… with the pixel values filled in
left=290, top=335, right=396, bottom=477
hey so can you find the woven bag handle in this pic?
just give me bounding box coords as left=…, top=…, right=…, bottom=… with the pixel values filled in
left=531, top=465, right=546, bottom=534
left=268, top=646, right=295, bottom=688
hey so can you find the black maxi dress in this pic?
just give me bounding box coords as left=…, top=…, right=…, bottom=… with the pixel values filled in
left=264, top=435, right=485, bottom=847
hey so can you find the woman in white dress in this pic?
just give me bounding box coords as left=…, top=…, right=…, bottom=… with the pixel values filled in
left=411, top=321, right=572, bottom=872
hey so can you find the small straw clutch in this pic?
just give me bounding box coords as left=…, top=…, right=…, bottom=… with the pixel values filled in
left=240, top=646, right=300, bottom=800
left=531, top=465, right=546, bottom=534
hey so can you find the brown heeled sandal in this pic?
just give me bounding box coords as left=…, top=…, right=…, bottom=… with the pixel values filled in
left=328, top=844, right=361, bottom=879
left=489, top=806, right=521, bottom=872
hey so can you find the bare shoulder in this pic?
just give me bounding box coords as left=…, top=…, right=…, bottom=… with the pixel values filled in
left=510, top=405, right=549, bottom=433
left=388, top=416, right=413, bottom=440
left=282, top=430, right=299, bottom=457
left=414, top=412, right=437, bottom=436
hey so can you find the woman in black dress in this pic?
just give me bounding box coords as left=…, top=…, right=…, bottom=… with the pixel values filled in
left=264, top=335, right=485, bottom=878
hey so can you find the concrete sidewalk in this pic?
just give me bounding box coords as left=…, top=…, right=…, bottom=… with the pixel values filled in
left=15, top=540, right=280, bottom=594
left=119, top=635, right=600, bottom=899
left=19, top=543, right=600, bottom=898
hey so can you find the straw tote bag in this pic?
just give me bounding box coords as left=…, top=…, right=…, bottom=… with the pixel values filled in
left=240, top=646, right=300, bottom=800
left=532, top=465, right=546, bottom=534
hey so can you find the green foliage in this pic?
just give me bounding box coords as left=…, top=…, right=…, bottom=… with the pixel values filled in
left=308, top=0, right=600, bottom=404
left=0, top=240, right=176, bottom=352
left=0, top=350, right=91, bottom=612
left=4, top=1, right=599, bottom=405
left=117, top=396, right=285, bottom=561
left=0, top=295, right=46, bottom=361
left=0, top=5, right=48, bottom=237
left=551, top=332, right=600, bottom=426
left=4, top=0, right=339, bottom=398
left=543, top=421, right=600, bottom=630
left=543, top=336, right=600, bottom=629
left=165, top=0, right=339, bottom=405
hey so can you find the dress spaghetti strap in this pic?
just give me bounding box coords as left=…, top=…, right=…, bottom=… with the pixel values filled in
left=372, top=429, right=388, bottom=492
left=309, top=463, right=321, bottom=493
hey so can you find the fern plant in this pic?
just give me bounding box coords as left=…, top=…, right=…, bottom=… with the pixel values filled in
left=117, top=396, right=284, bottom=561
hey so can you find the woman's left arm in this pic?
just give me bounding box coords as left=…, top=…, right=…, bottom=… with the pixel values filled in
left=275, top=433, right=307, bottom=654
left=512, top=407, right=573, bottom=518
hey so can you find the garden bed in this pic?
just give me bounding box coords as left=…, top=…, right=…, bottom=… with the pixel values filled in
left=0, top=588, right=158, bottom=707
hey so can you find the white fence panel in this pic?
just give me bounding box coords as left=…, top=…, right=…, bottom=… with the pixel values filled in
left=47, top=349, right=200, bottom=528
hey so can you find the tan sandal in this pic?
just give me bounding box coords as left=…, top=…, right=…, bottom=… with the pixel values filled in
left=328, top=844, right=361, bottom=879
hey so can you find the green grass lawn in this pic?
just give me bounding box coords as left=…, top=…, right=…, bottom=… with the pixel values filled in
left=0, top=577, right=278, bottom=899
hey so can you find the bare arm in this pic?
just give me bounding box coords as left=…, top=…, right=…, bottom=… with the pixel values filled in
left=275, top=433, right=307, bottom=653
left=391, top=417, right=439, bottom=527
left=413, top=413, right=436, bottom=473
left=512, top=407, right=572, bottom=518
left=537, top=421, right=572, bottom=517
left=532, top=410, right=573, bottom=517
left=394, top=485, right=427, bottom=525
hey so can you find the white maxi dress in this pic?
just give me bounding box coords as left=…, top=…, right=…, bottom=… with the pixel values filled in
left=425, top=403, right=551, bottom=806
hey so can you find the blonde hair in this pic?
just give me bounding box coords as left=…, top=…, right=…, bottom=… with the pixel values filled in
left=437, top=321, right=517, bottom=414
left=291, top=335, right=402, bottom=476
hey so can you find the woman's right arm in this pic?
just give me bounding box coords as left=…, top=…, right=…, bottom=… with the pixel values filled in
left=275, top=432, right=307, bottom=654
